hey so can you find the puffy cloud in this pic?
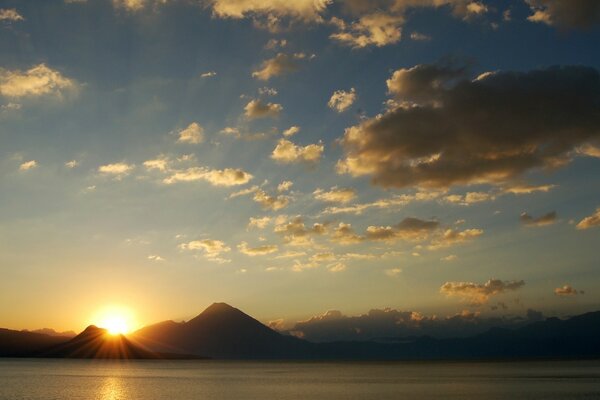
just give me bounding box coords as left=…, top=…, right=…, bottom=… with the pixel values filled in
left=331, top=222, right=363, bottom=245
left=554, top=284, right=584, bottom=296
left=440, top=279, right=525, bottom=304
left=277, top=180, right=293, bottom=192
left=252, top=53, right=304, bottom=80
left=275, top=216, right=326, bottom=245
left=238, top=241, right=278, bottom=256
left=253, top=188, right=290, bottom=210
left=365, top=217, right=440, bottom=242
left=285, top=304, right=542, bottom=342
left=179, top=239, right=231, bottom=262
left=520, top=211, right=557, bottom=227
left=244, top=99, right=283, bottom=119
left=177, top=122, right=204, bottom=144
left=164, top=167, right=253, bottom=186
left=0, top=64, right=77, bottom=98
left=0, top=8, right=24, bottom=22
left=282, top=126, right=300, bottom=137
left=19, top=160, right=37, bottom=171
left=147, top=254, right=165, bottom=262
left=428, top=228, right=483, bottom=249
left=143, top=156, right=169, bottom=171
left=208, top=0, right=331, bottom=22
left=526, top=0, right=600, bottom=29
left=576, top=207, right=600, bottom=230
left=98, top=162, right=134, bottom=177
left=337, top=64, right=600, bottom=189
left=328, top=88, right=357, bottom=112
left=271, top=139, right=324, bottom=164
left=330, top=13, right=404, bottom=48
left=231, top=186, right=290, bottom=210
left=248, top=216, right=271, bottom=229
left=314, top=187, right=356, bottom=204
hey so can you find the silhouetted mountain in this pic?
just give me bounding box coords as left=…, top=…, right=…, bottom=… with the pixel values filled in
left=40, top=325, right=160, bottom=359
left=132, top=303, right=315, bottom=359
left=27, top=328, right=76, bottom=337
left=0, top=328, right=71, bottom=357
left=2, top=306, right=599, bottom=360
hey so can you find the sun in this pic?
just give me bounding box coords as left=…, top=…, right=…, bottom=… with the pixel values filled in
left=92, top=306, right=136, bottom=336
left=100, top=315, right=129, bottom=335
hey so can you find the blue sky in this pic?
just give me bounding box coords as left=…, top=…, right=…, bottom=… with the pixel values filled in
left=0, top=0, right=599, bottom=334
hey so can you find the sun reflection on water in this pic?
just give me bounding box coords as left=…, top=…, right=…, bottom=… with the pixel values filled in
left=99, top=376, right=126, bottom=400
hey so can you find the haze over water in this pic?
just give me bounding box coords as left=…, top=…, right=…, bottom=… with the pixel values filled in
left=1, top=359, right=599, bottom=400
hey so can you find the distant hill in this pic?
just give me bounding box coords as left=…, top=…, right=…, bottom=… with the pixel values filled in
left=0, top=328, right=71, bottom=357
left=2, top=305, right=599, bottom=360
left=131, top=302, right=314, bottom=359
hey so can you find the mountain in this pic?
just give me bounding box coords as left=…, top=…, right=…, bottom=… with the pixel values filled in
left=132, top=302, right=315, bottom=359
left=39, top=325, right=160, bottom=359
left=0, top=328, right=72, bottom=357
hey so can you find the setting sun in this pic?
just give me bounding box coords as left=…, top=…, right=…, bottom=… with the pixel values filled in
left=92, top=306, right=136, bottom=336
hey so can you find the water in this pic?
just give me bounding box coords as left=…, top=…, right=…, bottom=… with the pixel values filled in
left=1, top=359, right=599, bottom=400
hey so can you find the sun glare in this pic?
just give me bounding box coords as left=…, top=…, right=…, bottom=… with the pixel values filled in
left=92, top=306, right=136, bottom=336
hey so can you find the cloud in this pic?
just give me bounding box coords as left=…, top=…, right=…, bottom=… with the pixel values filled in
left=252, top=53, right=304, bottom=80
left=179, top=239, right=231, bottom=262
left=244, top=99, right=283, bottom=119
left=331, top=222, right=363, bottom=245
left=520, top=211, right=557, bottom=227
left=200, top=71, right=217, bottom=78
left=526, top=0, right=600, bottom=29
left=65, top=160, right=79, bottom=169
left=253, top=188, right=290, bottom=210
left=0, top=64, right=77, bottom=98
left=238, top=241, right=278, bottom=256
left=444, top=191, right=494, bottom=205
left=207, top=0, right=331, bottom=22
left=147, top=254, right=165, bottom=262
left=285, top=304, right=541, bottom=342
left=98, top=162, right=134, bottom=177
left=328, top=88, right=357, bottom=112
left=410, top=31, right=431, bottom=41
left=271, top=139, right=324, bottom=164
left=112, top=0, right=146, bottom=11
left=320, top=191, right=441, bottom=215
left=554, top=284, right=584, bottom=296
left=177, top=122, right=204, bottom=144
left=277, top=180, right=293, bottom=192
left=248, top=216, right=271, bottom=229
left=503, top=183, right=556, bottom=194
left=385, top=267, right=402, bottom=277
left=576, top=207, right=600, bottom=230
left=0, top=8, right=24, bottom=22
left=282, top=126, right=300, bottom=137
left=365, top=217, right=440, bottom=242
left=275, top=216, right=326, bottom=245
left=143, top=156, right=169, bottom=171
left=440, top=279, right=525, bottom=304
left=314, top=187, right=356, bottom=204
left=19, top=160, right=37, bottom=171
left=164, top=167, right=253, bottom=186
left=330, top=13, right=404, bottom=48
left=428, top=228, right=483, bottom=249
left=337, top=64, right=600, bottom=189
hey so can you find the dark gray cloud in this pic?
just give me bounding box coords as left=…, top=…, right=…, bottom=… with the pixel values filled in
left=527, top=0, right=600, bottom=29
left=284, top=307, right=544, bottom=342
left=337, top=64, right=600, bottom=189
left=520, top=211, right=557, bottom=227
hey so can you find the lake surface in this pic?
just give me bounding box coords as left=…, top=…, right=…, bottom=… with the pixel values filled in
left=1, top=359, right=599, bottom=399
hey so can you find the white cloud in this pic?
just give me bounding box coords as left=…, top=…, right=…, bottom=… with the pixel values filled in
left=0, top=64, right=77, bottom=98
left=164, top=167, right=253, bottom=186
left=0, top=8, right=24, bottom=22
left=441, top=279, right=525, bottom=305
left=271, top=139, right=324, bottom=164
left=238, top=241, right=278, bottom=256
left=314, top=187, right=356, bottom=204
left=177, top=122, right=204, bottom=144
left=282, top=126, right=300, bottom=137
left=98, top=162, right=134, bottom=177
left=248, top=216, right=271, bottom=229
left=252, top=53, right=304, bottom=80
left=200, top=71, right=217, bottom=78
left=244, top=99, right=283, bottom=119
left=328, top=88, right=357, bottom=112
left=277, top=180, right=293, bottom=192
left=179, top=239, right=231, bottom=263
left=19, top=160, right=37, bottom=171
left=65, top=160, right=79, bottom=169
left=576, top=207, right=600, bottom=230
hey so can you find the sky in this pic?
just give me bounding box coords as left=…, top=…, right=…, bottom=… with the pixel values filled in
left=0, top=0, right=599, bottom=337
